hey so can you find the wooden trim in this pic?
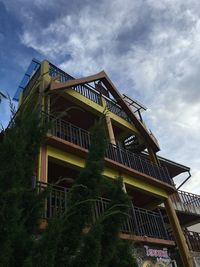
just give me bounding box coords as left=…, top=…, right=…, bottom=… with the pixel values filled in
left=39, top=221, right=174, bottom=247
left=120, top=233, right=175, bottom=246
left=50, top=71, right=160, bottom=152
left=40, top=145, right=47, bottom=183
left=106, top=116, right=116, bottom=145
left=164, top=197, right=193, bottom=267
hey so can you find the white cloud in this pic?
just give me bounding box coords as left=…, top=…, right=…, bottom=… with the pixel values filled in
left=0, top=100, right=12, bottom=129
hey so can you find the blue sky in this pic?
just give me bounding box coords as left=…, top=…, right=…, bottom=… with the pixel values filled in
left=0, top=0, right=200, bottom=193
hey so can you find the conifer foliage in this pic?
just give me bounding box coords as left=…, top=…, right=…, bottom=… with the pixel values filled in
left=0, top=100, right=137, bottom=266
left=0, top=100, right=47, bottom=267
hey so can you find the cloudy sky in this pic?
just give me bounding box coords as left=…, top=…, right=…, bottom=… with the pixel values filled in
left=0, top=0, right=199, bottom=193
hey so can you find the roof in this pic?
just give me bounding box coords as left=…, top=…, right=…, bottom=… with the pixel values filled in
left=142, top=151, right=190, bottom=178
left=158, top=155, right=190, bottom=178
left=50, top=71, right=160, bottom=152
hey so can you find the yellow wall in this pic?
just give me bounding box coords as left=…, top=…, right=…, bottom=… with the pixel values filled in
left=56, top=89, right=140, bottom=137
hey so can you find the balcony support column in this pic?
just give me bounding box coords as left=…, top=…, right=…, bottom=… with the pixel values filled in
left=164, top=197, right=192, bottom=267
left=106, top=115, right=116, bottom=145
left=105, top=114, right=127, bottom=191
left=38, top=145, right=48, bottom=183
left=39, top=60, right=51, bottom=112
left=147, top=146, right=160, bottom=166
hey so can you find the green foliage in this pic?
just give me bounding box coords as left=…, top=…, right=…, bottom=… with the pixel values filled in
left=0, top=97, right=47, bottom=267
left=54, top=119, right=107, bottom=266
left=0, top=99, right=137, bottom=267
left=108, top=240, right=138, bottom=267
left=99, top=177, right=131, bottom=267
left=70, top=222, right=103, bottom=267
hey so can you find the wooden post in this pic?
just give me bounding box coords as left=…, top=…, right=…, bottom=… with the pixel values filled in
left=39, top=60, right=51, bottom=112
left=106, top=115, right=116, bottom=145
left=38, top=145, right=48, bottom=183
left=147, top=145, right=160, bottom=166
left=164, top=197, right=193, bottom=267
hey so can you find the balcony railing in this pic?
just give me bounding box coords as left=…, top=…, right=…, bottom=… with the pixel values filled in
left=23, top=66, right=41, bottom=100
left=184, top=231, right=200, bottom=252
left=46, top=114, right=172, bottom=185
left=49, top=63, right=101, bottom=105
left=37, top=181, right=170, bottom=240
left=103, top=97, right=132, bottom=123
left=178, top=190, right=200, bottom=207
left=49, top=63, right=74, bottom=82
left=48, top=63, right=132, bottom=122
left=170, top=190, right=200, bottom=214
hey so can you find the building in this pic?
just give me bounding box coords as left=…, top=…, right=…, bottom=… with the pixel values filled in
left=14, top=59, right=200, bottom=267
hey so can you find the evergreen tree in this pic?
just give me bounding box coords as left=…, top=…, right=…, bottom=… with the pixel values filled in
left=108, top=240, right=138, bottom=267
left=0, top=96, right=47, bottom=267
left=53, top=118, right=107, bottom=266
left=0, top=98, right=138, bottom=266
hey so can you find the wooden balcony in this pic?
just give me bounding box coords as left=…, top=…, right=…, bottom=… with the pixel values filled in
left=45, top=114, right=172, bottom=186
left=37, top=181, right=172, bottom=243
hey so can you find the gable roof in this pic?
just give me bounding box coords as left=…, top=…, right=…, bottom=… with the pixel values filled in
left=50, top=70, right=160, bottom=152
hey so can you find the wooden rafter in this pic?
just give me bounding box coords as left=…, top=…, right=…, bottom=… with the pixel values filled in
left=50, top=71, right=160, bottom=152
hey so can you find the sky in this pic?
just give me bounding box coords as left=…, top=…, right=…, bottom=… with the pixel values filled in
left=0, top=0, right=199, bottom=194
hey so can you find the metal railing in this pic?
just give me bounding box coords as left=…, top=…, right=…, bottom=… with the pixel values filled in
left=37, top=181, right=69, bottom=218
left=23, top=66, right=41, bottom=100
left=131, top=207, right=169, bottom=239
left=37, top=181, right=170, bottom=240
left=73, top=84, right=102, bottom=105
left=45, top=114, right=172, bottom=185
left=48, top=63, right=132, bottom=121
left=170, top=190, right=200, bottom=214
left=177, top=190, right=200, bottom=207
left=105, top=143, right=171, bottom=184
left=104, top=97, right=132, bottom=123
left=184, top=231, right=200, bottom=252
left=49, top=63, right=101, bottom=105
left=49, top=63, right=74, bottom=82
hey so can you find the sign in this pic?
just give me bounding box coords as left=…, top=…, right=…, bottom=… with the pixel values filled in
left=144, top=246, right=169, bottom=258
left=133, top=245, right=176, bottom=267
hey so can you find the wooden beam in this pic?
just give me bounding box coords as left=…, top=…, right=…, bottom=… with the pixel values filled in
left=50, top=71, right=160, bottom=152
left=38, top=145, right=48, bottom=183
left=120, top=233, right=175, bottom=246
left=164, top=197, right=193, bottom=267
left=106, top=116, right=116, bottom=145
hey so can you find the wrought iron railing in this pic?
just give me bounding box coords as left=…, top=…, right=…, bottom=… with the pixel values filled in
left=48, top=63, right=132, bottom=121
left=45, top=114, right=172, bottom=185
left=37, top=181, right=69, bottom=218
left=105, top=143, right=171, bottom=184
left=37, top=181, right=170, bottom=240
left=177, top=190, right=200, bottom=207
left=131, top=207, right=169, bottom=239
left=104, top=97, right=132, bottom=123
left=23, top=66, right=41, bottom=100
left=49, top=63, right=101, bottom=105
left=73, top=84, right=102, bottom=105
left=49, top=63, right=74, bottom=82
left=184, top=230, right=200, bottom=252
left=170, top=190, right=200, bottom=214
